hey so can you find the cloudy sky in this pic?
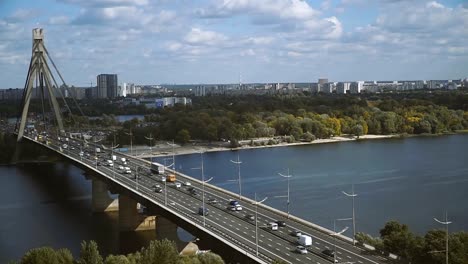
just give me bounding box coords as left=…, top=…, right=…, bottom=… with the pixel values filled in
left=0, top=0, right=467, bottom=87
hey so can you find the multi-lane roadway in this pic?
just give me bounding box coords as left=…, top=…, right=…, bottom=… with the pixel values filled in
left=26, top=132, right=396, bottom=264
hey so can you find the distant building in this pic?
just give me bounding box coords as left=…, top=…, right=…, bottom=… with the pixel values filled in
left=321, top=82, right=334, bottom=93
left=97, top=74, right=118, bottom=99
left=0, top=88, right=22, bottom=100
left=195, top=86, right=206, bottom=96
left=336, top=82, right=351, bottom=94
left=349, top=81, right=364, bottom=94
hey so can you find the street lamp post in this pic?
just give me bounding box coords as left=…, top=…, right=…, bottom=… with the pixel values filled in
left=163, top=158, right=173, bottom=206
left=92, top=137, right=103, bottom=169
left=167, top=140, right=176, bottom=172
left=330, top=218, right=350, bottom=263
left=230, top=154, right=242, bottom=200
left=342, top=184, right=358, bottom=245
left=192, top=152, right=213, bottom=227
left=145, top=133, right=154, bottom=155
left=434, top=212, right=452, bottom=264
left=252, top=193, right=268, bottom=256
left=124, top=129, right=133, bottom=156
left=277, top=168, right=292, bottom=219
left=135, top=165, right=139, bottom=190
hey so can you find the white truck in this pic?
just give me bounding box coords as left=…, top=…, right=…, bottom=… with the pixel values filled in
left=95, top=147, right=101, bottom=153
left=151, top=162, right=165, bottom=174
left=297, top=235, right=312, bottom=247
left=112, top=155, right=117, bottom=161
left=121, top=157, right=127, bottom=165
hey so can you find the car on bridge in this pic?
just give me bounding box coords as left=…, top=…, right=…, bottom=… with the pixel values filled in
left=322, top=249, right=338, bottom=262
left=291, top=230, right=301, bottom=237
left=245, top=214, right=255, bottom=221
left=276, top=220, right=286, bottom=227
left=207, top=198, right=218, bottom=204
left=154, top=187, right=163, bottom=193
left=198, top=207, right=209, bottom=216
left=228, top=200, right=242, bottom=211
left=187, top=187, right=197, bottom=195
left=295, top=245, right=308, bottom=254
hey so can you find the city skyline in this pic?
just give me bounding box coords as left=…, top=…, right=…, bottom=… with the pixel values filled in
left=0, top=0, right=467, bottom=88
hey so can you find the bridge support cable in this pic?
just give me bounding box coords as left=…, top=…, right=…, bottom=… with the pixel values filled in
left=44, top=45, right=85, bottom=117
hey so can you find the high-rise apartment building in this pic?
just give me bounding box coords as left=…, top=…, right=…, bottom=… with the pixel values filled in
left=97, top=74, right=118, bottom=99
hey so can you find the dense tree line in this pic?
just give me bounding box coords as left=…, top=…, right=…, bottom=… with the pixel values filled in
left=3, top=92, right=467, bottom=145
left=356, top=221, right=468, bottom=264
left=106, top=93, right=468, bottom=145
left=11, top=239, right=224, bottom=264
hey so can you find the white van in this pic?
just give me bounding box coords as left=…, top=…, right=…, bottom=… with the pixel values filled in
left=297, top=235, right=312, bottom=246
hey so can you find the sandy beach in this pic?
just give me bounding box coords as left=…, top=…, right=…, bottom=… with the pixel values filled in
left=132, top=134, right=397, bottom=158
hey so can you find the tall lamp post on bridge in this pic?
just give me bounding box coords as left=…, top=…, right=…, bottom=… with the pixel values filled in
left=229, top=154, right=242, bottom=200
left=252, top=193, right=268, bottom=256
left=330, top=218, right=350, bottom=264
left=90, top=137, right=103, bottom=169
left=135, top=165, right=139, bottom=190
left=342, top=184, right=358, bottom=245
left=163, top=157, right=173, bottom=206
left=167, top=140, right=176, bottom=172
left=192, top=152, right=213, bottom=227
left=102, top=142, right=119, bottom=179
left=124, top=129, right=133, bottom=156
left=145, top=133, right=154, bottom=156
left=276, top=168, right=292, bottom=219
left=434, top=212, right=452, bottom=264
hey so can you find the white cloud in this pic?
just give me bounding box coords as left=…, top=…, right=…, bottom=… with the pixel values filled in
left=59, top=0, right=148, bottom=7
left=426, top=1, right=444, bottom=9
left=198, top=0, right=319, bottom=21
left=184, top=27, right=227, bottom=45
left=48, top=16, right=70, bottom=25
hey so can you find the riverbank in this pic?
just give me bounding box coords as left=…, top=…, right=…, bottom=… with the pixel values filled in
left=134, top=134, right=397, bottom=158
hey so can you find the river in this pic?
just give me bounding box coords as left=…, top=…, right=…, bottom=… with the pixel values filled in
left=1, top=134, right=467, bottom=262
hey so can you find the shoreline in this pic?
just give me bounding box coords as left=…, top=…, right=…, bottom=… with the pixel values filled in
left=137, top=134, right=397, bottom=158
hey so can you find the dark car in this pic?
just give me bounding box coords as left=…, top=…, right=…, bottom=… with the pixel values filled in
left=322, top=249, right=335, bottom=258
left=291, top=230, right=301, bottom=237
left=187, top=187, right=197, bottom=195
left=198, top=207, right=209, bottom=216
left=245, top=214, right=255, bottom=221
left=154, top=187, right=163, bottom=193
left=276, top=220, right=286, bottom=227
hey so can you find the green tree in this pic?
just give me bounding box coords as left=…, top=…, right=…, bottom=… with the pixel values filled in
left=20, top=247, right=73, bottom=264
left=176, top=129, right=191, bottom=144
left=104, top=255, right=130, bottom=264
left=78, top=240, right=103, bottom=264
left=380, top=221, right=419, bottom=260
left=301, top=132, right=315, bottom=142
left=140, top=239, right=179, bottom=264
left=354, top=124, right=364, bottom=139
left=197, top=252, right=225, bottom=264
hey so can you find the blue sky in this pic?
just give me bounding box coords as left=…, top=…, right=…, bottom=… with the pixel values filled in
left=0, top=0, right=467, bottom=87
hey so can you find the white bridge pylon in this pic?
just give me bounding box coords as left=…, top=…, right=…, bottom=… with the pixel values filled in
left=17, top=28, right=69, bottom=141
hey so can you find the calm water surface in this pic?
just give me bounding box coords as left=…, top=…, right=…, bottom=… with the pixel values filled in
left=1, top=134, right=467, bottom=262
left=154, top=134, right=468, bottom=236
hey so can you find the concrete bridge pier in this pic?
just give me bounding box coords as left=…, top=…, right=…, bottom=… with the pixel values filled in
left=119, top=194, right=155, bottom=232
left=156, top=215, right=183, bottom=246
left=91, top=178, right=118, bottom=212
